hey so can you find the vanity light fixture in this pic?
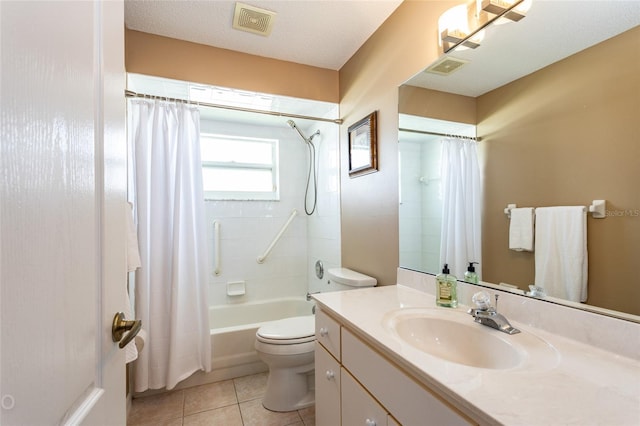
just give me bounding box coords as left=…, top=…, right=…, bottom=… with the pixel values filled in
left=440, top=0, right=530, bottom=53
left=438, top=3, right=484, bottom=51
left=441, top=29, right=481, bottom=49
left=479, top=0, right=531, bottom=23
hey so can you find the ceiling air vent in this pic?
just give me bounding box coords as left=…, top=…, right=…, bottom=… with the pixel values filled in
left=233, top=2, right=276, bottom=37
left=425, top=56, right=468, bottom=76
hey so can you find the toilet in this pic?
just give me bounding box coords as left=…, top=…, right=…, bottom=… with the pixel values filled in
left=255, top=268, right=376, bottom=412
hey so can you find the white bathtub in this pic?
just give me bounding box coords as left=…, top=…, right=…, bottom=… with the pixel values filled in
left=145, top=297, right=315, bottom=392
left=209, top=297, right=315, bottom=332
left=175, top=297, right=315, bottom=388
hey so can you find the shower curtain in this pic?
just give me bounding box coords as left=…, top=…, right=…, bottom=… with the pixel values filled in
left=439, top=138, right=482, bottom=279
left=129, top=99, right=211, bottom=391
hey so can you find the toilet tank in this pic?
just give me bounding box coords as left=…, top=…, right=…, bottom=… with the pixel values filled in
left=326, top=268, right=377, bottom=291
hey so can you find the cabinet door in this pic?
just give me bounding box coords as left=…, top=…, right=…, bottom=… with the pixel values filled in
left=316, top=308, right=341, bottom=360
left=342, top=328, right=472, bottom=426
left=341, top=368, right=387, bottom=426
left=315, top=342, right=341, bottom=426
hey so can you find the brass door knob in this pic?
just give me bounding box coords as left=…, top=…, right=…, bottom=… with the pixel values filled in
left=112, top=312, right=142, bottom=349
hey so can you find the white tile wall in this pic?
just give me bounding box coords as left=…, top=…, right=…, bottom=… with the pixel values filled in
left=420, top=142, right=442, bottom=273
left=399, top=141, right=423, bottom=269
left=202, top=113, right=340, bottom=307
left=306, top=116, right=342, bottom=295
left=399, top=140, right=443, bottom=273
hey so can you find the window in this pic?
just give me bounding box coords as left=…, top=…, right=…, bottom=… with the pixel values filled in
left=200, top=133, right=279, bottom=200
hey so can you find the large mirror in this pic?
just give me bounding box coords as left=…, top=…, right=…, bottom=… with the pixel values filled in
left=398, top=1, right=640, bottom=319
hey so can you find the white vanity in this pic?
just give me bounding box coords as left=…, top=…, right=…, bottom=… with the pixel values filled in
left=313, top=269, right=640, bottom=426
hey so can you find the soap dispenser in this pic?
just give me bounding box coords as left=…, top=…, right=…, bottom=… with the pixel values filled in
left=436, top=264, right=458, bottom=308
left=464, top=262, right=479, bottom=284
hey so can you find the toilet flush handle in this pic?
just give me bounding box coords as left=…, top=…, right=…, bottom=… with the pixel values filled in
left=325, top=370, right=335, bottom=380
left=365, top=419, right=376, bottom=426
left=319, top=327, right=329, bottom=337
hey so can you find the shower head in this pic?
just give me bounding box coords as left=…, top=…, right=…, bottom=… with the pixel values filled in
left=286, top=119, right=319, bottom=144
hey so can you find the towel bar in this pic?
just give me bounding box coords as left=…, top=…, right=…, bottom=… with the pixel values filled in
left=505, top=200, right=606, bottom=219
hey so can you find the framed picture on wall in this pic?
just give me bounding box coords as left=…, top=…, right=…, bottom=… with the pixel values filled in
left=347, top=111, right=378, bottom=177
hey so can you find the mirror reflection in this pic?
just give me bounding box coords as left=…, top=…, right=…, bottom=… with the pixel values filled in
left=398, top=1, right=640, bottom=318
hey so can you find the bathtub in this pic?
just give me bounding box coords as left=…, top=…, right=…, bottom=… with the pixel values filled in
left=178, top=297, right=315, bottom=387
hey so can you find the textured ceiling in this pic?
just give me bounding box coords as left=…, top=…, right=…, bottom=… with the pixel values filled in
left=124, top=0, right=404, bottom=71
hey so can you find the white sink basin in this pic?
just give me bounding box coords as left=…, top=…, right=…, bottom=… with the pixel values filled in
left=382, top=308, right=559, bottom=371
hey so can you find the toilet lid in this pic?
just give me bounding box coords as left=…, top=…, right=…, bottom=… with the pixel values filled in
left=256, top=315, right=315, bottom=342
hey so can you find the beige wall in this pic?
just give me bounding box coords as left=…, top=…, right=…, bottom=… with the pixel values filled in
left=477, top=26, right=640, bottom=315
left=125, top=29, right=339, bottom=103
left=339, top=1, right=459, bottom=285
left=399, top=86, right=476, bottom=124
left=123, top=1, right=463, bottom=287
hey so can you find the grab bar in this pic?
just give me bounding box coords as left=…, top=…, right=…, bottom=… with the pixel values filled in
left=213, top=220, right=221, bottom=276
left=257, top=209, right=298, bottom=264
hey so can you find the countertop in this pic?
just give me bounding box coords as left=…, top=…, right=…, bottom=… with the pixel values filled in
left=313, top=285, right=640, bottom=426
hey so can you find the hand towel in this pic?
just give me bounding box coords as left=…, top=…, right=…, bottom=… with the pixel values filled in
left=534, top=206, right=588, bottom=302
left=124, top=291, right=139, bottom=364
left=509, top=207, right=535, bottom=251
left=126, top=202, right=142, bottom=272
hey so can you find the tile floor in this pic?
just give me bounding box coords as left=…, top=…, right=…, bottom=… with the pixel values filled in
left=127, top=372, right=315, bottom=426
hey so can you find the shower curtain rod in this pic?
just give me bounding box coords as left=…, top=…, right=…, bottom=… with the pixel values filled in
left=125, top=90, right=344, bottom=125
left=399, top=127, right=481, bottom=141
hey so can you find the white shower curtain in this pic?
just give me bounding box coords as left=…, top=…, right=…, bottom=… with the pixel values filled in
left=129, top=99, right=211, bottom=391
left=439, top=138, right=482, bottom=279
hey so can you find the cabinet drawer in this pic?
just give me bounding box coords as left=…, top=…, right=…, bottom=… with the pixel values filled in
left=316, top=308, right=341, bottom=360
left=315, top=343, right=341, bottom=426
left=341, top=367, right=387, bottom=426
left=342, top=328, right=473, bottom=426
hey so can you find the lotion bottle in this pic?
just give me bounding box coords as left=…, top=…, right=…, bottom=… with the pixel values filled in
left=436, top=264, right=458, bottom=308
left=464, top=262, right=479, bottom=284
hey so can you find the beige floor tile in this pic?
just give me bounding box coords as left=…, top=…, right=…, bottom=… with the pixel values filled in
left=239, top=398, right=302, bottom=426
left=234, top=372, right=268, bottom=402
left=127, top=417, right=183, bottom=426
left=183, top=380, right=238, bottom=416
left=128, top=391, right=184, bottom=425
left=183, top=405, right=244, bottom=426
left=298, top=405, right=315, bottom=426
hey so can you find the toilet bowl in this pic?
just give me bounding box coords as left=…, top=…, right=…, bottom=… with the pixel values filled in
left=255, top=267, right=377, bottom=412
left=255, top=315, right=316, bottom=412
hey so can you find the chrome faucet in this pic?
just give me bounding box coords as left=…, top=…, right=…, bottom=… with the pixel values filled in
left=467, top=293, right=520, bottom=335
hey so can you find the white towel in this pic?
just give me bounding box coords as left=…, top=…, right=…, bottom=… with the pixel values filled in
left=126, top=202, right=142, bottom=272
left=125, top=201, right=141, bottom=363
left=534, top=206, right=588, bottom=302
left=509, top=207, right=535, bottom=251
left=124, top=291, right=139, bottom=364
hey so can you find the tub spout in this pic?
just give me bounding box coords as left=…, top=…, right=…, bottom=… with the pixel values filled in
left=306, top=291, right=320, bottom=301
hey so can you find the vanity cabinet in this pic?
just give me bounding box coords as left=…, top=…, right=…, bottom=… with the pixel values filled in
left=315, top=307, right=474, bottom=426
left=315, top=341, right=341, bottom=426
left=341, top=367, right=400, bottom=426
left=315, top=307, right=341, bottom=359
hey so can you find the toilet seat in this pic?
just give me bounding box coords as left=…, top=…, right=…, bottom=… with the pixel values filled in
left=256, top=315, right=315, bottom=345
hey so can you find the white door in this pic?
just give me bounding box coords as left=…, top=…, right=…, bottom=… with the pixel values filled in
left=1, top=1, right=128, bottom=425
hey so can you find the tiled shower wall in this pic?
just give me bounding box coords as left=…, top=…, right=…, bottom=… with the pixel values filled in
left=203, top=114, right=341, bottom=308
left=398, top=139, right=442, bottom=273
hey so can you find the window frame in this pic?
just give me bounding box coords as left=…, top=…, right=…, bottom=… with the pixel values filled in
left=200, top=133, right=280, bottom=201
